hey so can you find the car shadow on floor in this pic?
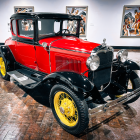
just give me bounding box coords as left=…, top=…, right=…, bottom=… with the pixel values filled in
left=77, top=104, right=137, bottom=137
left=78, top=111, right=122, bottom=137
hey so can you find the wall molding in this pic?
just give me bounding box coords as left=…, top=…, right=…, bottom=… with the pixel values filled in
left=113, top=46, right=140, bottom=50
left=0, top=43, right=140, bottom=50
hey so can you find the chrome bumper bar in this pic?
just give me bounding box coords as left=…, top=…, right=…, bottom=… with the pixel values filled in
left=89, top=87, right=140, bottom=117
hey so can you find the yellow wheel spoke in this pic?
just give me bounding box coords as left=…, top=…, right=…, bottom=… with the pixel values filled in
left=59, top=92, right=65, bottom=101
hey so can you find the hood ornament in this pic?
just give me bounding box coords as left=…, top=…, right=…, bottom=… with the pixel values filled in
left=102, top=38, right=106, bottom=47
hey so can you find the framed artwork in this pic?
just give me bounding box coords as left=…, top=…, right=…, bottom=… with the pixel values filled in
left=121, top=5, right=140, bottom=38
left=14, top=6, right=34, bottom=13
left=66, top=6, right=88, bottom=37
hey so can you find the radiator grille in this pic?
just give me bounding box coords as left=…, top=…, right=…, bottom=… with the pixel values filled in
left=55, top=56, right=81, bottom=73
left=92, top=50, right=113, bottom=87
left=97, top=51, right=113, bottom=67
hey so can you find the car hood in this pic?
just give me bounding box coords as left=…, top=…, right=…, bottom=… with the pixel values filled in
left=39, top=36, right=100, bottom=54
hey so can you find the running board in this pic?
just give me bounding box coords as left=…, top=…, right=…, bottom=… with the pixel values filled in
left=7, top=70, right=37, bottom=87
left=89, top=87, right=140, bottom=118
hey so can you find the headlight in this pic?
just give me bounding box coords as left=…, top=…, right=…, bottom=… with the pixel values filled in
left=86, top=55, right=100, bottom=71
left=116, top=49, right=128, bottom=62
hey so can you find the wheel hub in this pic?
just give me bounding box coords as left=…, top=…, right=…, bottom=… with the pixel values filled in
left=60, top=107, right=65, bottom=114
left=60, top=98, right=75, bottom=117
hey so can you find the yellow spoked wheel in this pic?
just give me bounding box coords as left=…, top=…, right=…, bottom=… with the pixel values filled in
left=0, top=57, right=6, bottom=76
left=54, top=91, right=78, bottom=127
left=50, top=84, right=89, bottom=135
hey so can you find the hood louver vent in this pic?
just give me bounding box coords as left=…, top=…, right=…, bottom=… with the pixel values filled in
left=55, top=56, right=81, bottom=73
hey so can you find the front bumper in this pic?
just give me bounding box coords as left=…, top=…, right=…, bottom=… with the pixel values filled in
left=89, top=87, right=140, bottom=117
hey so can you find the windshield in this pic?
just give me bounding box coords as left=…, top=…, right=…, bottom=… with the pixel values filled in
left=38, top=19, right=78, bottom=38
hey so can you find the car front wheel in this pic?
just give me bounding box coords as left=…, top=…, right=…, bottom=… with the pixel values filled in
left=50, top=84, right=89, bottom=135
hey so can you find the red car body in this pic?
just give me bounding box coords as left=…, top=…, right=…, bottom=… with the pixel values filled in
left=5, top=36, right=100, bottom=76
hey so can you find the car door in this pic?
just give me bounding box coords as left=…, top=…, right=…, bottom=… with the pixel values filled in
left=15, top=19, right=38, bottom=70
left=35, top=45, right=50, bottom=74
left=35, top=19, right=52, bottom=74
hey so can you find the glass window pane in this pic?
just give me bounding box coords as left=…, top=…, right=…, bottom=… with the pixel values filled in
left=38, top=19, right=60, bottom=38
left=63, top=20, right=78, bottom=34
left=38, top=21, right=41, bottom=30
left=18, top=19, right=34, bottom=38
left=38, top=19, right=78, bottom=38
left=12, top=20, right=16, bottom=35
left=54, top=21, right=60, bottom=33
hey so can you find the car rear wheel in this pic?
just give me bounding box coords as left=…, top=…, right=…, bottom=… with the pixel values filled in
left=0, top=56, right=9, bottom=80
left=124, top=71, right=140, bottom=104
left=50, top=84, right=89, bottom=135
left=114, top=71, right=140, bottom=104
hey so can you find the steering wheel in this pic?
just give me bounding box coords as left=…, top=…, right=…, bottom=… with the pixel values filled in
left=62, top=29, right=70, bottom=34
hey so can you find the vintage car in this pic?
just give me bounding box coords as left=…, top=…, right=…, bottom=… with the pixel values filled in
left=1, top=12, right=140, bottom=135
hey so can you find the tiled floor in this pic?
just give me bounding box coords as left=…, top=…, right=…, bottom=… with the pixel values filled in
left=0, top=51, right=140, bottom=140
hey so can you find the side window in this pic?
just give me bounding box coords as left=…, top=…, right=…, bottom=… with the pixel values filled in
left=63, top=20, right=78, bottom=34
left=54, top=20, right=60, bottom=33
left=11, top=20, right=16, bottom=35
left=18, top=19, right=34, bottom=39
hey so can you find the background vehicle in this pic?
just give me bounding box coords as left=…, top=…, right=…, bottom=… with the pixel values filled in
left=0, top=12, right=140, bottom=135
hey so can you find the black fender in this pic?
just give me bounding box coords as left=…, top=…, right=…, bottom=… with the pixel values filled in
left=124, top=59, right=140, bottom=70
left=43, top=71, right=94, bottom=93
left=0, top=45, right=15, bottom=62
left=0, top=45, right=15, bottom=69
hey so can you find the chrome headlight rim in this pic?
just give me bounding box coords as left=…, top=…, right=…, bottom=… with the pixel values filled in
left=86, top=56, right=92, bottom=69
left=86, top=55, right=100, bottom=71
left=116, top=49, right=128, bottom=63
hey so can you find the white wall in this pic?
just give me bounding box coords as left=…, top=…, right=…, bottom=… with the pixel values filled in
left=0, top=0, right=140, bottom=46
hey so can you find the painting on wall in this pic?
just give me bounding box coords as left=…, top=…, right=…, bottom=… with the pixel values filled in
left=14, top=6, right=34, bottom=13
left=121, top=5, right=140, bottom=38
left=66, top=6, right=88, bottom=37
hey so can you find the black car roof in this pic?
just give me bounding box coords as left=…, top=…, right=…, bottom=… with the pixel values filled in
left=10, top=12, right=82, bottom=20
